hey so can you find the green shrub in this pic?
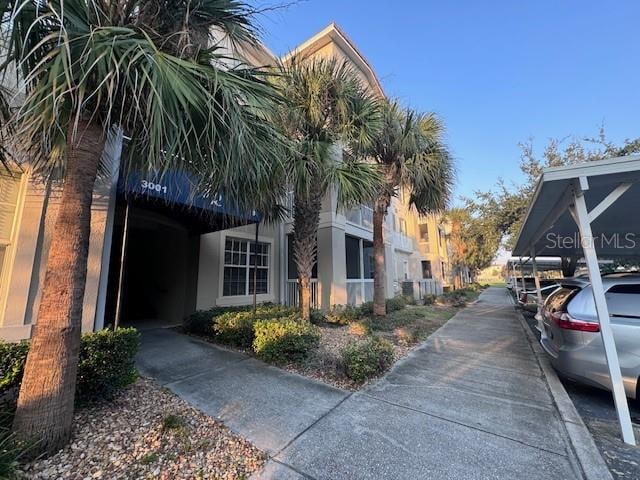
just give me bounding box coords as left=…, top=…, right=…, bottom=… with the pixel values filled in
left=385, top=296, right=406, bottom=313
left=325, top=305, right=361, bottom=325
left=214, top=305, right=297, bottom=347
left=183, top=306, right=249, bottom=336
left=162, top=414, right=185, bottom=431
left=402, top=294, right=417, bottom=306
left=359, top=301, right=374, bottom=316
left=0, top=329, right=139, bottom=404
left=0, top=341, right=29, bottom=395
left=0, top=428, right=27, bottom=479
left=341, top=336, right=394, bottom=383
left=77, top=328, right=139, bottom=402
left=422, top=294, right=437, bottom=305
left=309, top=308, right=326, bottom=325
left=253, top=318, right=320, bottom=364
left=440, top=289, right=472, bottom=308
left=348, top=321, right=370, bottom=337
left=214, top=311, right=257, bottom=347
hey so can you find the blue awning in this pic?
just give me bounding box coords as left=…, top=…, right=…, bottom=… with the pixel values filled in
left=117, top=168, right=261, bottom=230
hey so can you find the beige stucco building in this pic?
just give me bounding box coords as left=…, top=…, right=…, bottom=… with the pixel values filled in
left=0, top=23, right=453, bottom=341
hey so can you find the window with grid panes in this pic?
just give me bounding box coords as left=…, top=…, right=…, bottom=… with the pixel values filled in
left=223, top=238, right=269, bottom=296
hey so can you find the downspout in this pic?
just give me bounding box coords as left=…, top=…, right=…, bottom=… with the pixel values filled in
left=93, top=128, right=124, bottom=331
left=253, top=221, right=259, bottom=313
left=113, top=200, right=130, bottom=329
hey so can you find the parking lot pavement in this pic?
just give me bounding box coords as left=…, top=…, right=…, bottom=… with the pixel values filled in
left=521, top=310, right=640, bottom=480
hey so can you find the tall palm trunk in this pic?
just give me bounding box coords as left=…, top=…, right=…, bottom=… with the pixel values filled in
left=13, top=121, right=105, bottom=455
left=373, top=193, right=390, bottom=316
left=293, top=181, right=323, bottom=322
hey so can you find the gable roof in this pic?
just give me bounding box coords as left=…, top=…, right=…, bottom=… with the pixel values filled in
left=282, top=22, right=385, bottom=97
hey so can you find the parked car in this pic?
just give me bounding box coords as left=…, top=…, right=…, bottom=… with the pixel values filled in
left=517, top=279, right=561, bottom=312
left=539, top=276, right=640, bottom=399
left=506, top=276, right=536, bottom=292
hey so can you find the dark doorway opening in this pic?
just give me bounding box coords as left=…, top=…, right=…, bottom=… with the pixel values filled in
left=104, top=206, right=200, bottom=329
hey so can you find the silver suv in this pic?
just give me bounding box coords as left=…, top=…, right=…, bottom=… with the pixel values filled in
left=540, top=274, right=640, bottom=398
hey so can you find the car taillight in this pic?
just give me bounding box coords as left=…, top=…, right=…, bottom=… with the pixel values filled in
left=551, top=312, right=600, bottom=332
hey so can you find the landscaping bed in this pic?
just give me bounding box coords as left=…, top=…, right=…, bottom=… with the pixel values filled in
left=183, top=286, right=484, bottom=390
left=282, top=304, right=458, bottom=389
left=21, top=378, right=265, bottom=480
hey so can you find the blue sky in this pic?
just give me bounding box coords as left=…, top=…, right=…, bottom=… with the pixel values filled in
left=260, top=0, right=640, bottom=202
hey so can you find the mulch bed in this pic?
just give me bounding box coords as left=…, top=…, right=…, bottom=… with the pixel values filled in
left=283, top=304, right=458, bottom=390
left=21, top=378, right=265, bottom=480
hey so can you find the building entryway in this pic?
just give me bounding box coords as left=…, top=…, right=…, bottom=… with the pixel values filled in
left=104, top=206, right=200, bottom=330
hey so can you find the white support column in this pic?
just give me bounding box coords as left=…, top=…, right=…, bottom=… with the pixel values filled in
left=511, top=261, right=518, bottom=297
left=519, top=257, right=526, bottom=301
left=530, top=250, right=544, bottom=332
left=573, top=186, right=636, bottom=445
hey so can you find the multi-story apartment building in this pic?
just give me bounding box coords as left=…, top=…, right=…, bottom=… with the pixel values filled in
left=0, top=23, right=452, bottom=340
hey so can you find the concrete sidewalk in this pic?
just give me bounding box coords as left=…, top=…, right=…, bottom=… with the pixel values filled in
left=137, top=288, right=589, bottom=479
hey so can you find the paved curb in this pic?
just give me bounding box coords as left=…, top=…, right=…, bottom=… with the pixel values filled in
left=514, top=305, right=613, bottom=480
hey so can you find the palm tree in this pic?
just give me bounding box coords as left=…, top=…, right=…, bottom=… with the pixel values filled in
left=2, top=0, right=287, bottom=454
left=275, top=57, right=381, bottom=321
left=367, top=100, right=454, bottom=315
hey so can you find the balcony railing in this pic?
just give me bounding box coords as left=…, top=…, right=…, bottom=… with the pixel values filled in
left=418, top=279, right=443, bottom=297
left=392, top=231, right=414, bottom=252
left=346, top=278, right=374, bottom=305
left=346, top=205, right=374, bottom=230
left=284, top=279, right=319, bottom=309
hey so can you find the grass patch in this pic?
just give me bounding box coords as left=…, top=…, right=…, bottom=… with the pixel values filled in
left=162, top=414, right=185, bottom=431
left=140, top=451, right=159, bottom=465
left=365, top=306, right=456, bottom=333
left=361, top=305, right=457, bottom=348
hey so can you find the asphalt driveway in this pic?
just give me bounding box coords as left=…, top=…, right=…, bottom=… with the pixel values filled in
left=137, top=288, right=589, bottom=479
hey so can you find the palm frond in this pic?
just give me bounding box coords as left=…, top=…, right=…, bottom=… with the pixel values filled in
left=274, top=54, right=382, bottom=203
left=368, top=98, right=455, bottom=214
left=4, top=0, right=290, bottom=213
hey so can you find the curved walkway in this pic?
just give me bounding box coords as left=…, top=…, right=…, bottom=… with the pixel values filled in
left=137, top=288, right=589, bottom=479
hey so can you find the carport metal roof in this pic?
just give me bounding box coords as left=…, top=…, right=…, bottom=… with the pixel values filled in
left=512, top=154, right=640, bottom=445
left=513, top=155, right=640, bottom=258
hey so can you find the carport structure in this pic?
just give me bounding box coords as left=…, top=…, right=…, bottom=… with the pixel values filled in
left=512, top=154, right=640, bottom=445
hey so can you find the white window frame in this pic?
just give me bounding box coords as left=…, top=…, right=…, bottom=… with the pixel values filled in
left=217, top=231, right=274, bottom=306
left=418, top=223, right=429, bottom=243
left=345, top=235, right=374, bottom=305
left=398, top=217, right=407, bottom=235
left=0, top=171, right=27, bottom=323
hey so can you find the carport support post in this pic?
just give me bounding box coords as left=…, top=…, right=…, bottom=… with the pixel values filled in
left=530, top=251, right=543, bottom=332
left=519, top=257, right=526, bottom=297
left=573, top=185, right=636, bottom=445
left=511, top=261, right=518, bottom=296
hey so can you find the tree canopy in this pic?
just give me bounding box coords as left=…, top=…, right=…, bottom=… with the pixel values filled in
left=452, top=129, right=640, bottom=274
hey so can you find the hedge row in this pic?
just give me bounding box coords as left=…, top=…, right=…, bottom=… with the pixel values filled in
left=0, top=328, right=139, bottom=404
left=184, top=305, right=319, bottom=364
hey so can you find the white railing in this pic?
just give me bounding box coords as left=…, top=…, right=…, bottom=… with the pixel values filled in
left=284, top=279, right=319, bottom=309
left=346, top=279, right=374, bottom=305
left=346, top=205, right=374, bottom=230
left=392, top=231, right=414, bottom=252
left=418, top=279, right=443, bottom=297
